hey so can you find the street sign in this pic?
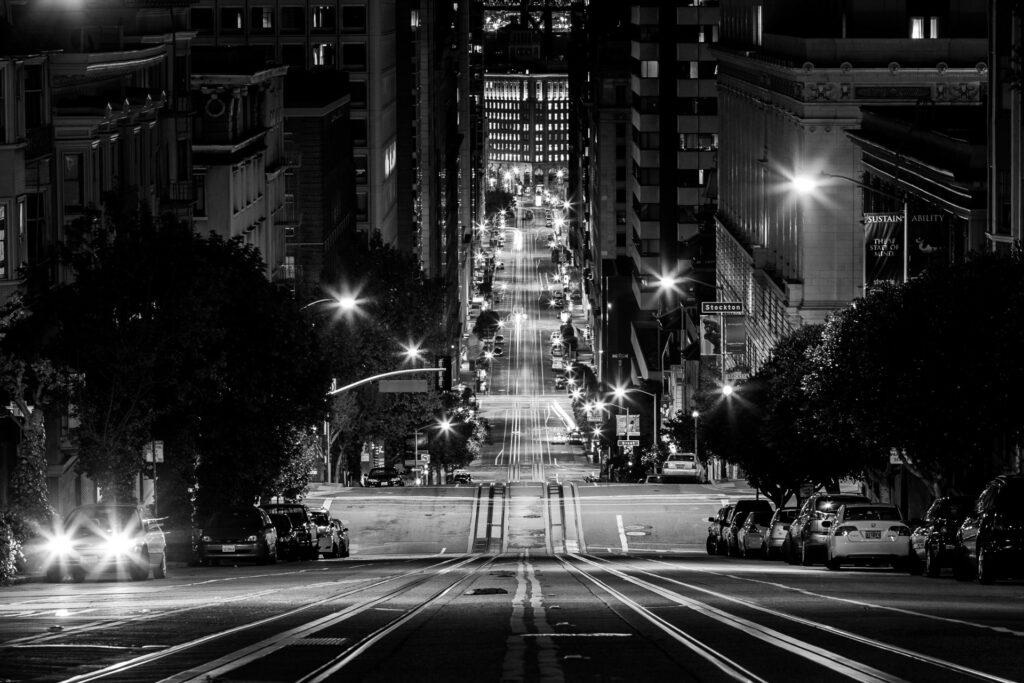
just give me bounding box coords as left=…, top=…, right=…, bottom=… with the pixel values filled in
left=618, top=439, right=640, bottom=446
left=143, top=441, right=164, bottom=463
left=701, top=302, right=743, bottom=314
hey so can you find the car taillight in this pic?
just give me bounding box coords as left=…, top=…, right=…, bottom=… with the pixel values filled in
left=834, top=526, right=858, bottom=537
left=889, top=525, right=911, bottom=536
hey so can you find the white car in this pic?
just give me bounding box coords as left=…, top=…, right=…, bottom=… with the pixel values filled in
left=823, top=503, right=912, bottom=570
left=661, top=452, right=703, bottom=481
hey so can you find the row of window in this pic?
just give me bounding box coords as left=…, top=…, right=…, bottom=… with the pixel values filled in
left=636, top=59, right=717, bottom=80
left=633, top=95, right=718, bottom=116
left=490, top=153, right=569, bottom=163
left=191, top=6, right=366, bottom=35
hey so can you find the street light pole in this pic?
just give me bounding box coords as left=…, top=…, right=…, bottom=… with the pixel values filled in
left=691, top=410, right=699, bottom=455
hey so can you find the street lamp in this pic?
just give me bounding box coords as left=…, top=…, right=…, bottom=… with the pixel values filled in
left=792, top=170, right=909, bottom=284
left=612, top=385, right=659, bottom=452
left=691, top=410, right=699, bottom=455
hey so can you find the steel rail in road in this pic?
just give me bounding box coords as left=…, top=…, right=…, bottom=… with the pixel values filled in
left=49, top=555, right=476, bottom=683
left=562, top=554, right=1018, bottom=683
left=162, top=555, right=499, bottom=683
left=0, top=564, right=375, bottom=649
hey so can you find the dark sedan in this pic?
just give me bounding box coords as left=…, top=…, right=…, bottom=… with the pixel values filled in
left=908, top=495, right=973, bottom=577
left=954, top=474, right=1024, bottom=584
left=197, top=506, right=278, bottom=565
left=366, top=467, right=405, bottom=487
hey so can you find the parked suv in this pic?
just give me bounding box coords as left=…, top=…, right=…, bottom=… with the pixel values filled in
left=908, top=495, right=973, bottom=577
left=724, top=499, right=775, bottom=557
left=784, top=492, right=870, bottom=565
left=954, top=474, right=1024, bottom=584
left=259, top=503, right=319, bottom=561
left=706, top=505, right=733, bottom=555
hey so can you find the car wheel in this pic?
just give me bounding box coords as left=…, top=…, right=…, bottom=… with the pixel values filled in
left=908, top=550, right=924, bottom=576
left=825, top=553, right=842, bottom=571
left=783, top=538, right=797, bottom=565
left=325, top=541, right=339, bottom=559
left=340, top=541, right=350, bottom=558
left=716, top=538, right=728, bottom=556
left=706, top=537, right=716, bottom=556
left=45, top=565, right=63, bottom=583
left=306, top=546, right=320, bottom=561
left=130, top=551, right=151, bottom=581
left=924, top=545, right=941, bottom=578
left=977, top=547, right=995, bottom=585
left=153, top=552, right=167, bottom=579
left=952, top=548, right=974, bottom=582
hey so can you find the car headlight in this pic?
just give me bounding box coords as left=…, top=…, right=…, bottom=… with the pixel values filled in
left=45, top=534, right=73, bottom=555
left=245, top=534, right=259, bottom=542
left=201, top=535, right=213, bottom=542
left=104, top=534, right=140, bottom=555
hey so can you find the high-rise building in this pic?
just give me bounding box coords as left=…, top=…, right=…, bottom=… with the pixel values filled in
left=626, top=2, right=720, bottom=411
left=713, top=0, right=988, bottom=375
left=189, top=0, right=398, bottom=274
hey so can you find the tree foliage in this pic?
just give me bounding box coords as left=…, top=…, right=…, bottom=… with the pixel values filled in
left=20, top=209, right=326, bottom=521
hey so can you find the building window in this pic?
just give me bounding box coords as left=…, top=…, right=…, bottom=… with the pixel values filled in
left=220, top=8, right=243, bottom=31
left=312, top=6, right=336, bottom=30
left=313, top=43, right=335, bottom=67
left=0, top=203, right=7, bottom=279
left=383, top=141, right=396, bottom=178
left=24, top=64, right=44, bottom=129
left=342, top=6, right=367, bottom=31
left=356, top=192, right=368, bottom=220
left=281, top=7, right=305, bottom=34
left=350, top=80, right=367, bottom=107
left=63, top=154, right=84, bottom=212
left=191, top=8, right=214, bottom=33
left=342, top=43, right=367, bottom=70
left=640, top=60, right=659, bottom=78
left=251, top=7, right=273, bottom=31
left=910, top=16, right=940, bottom=39
left=351, top=118, right=367, bottom=145
left=354, top=155, right=367, bottom=184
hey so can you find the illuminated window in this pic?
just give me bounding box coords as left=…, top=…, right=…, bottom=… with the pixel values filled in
left=640, top=60, right=658, bottom=78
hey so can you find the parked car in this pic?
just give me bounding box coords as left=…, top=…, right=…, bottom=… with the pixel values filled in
left=644, top=475, right=664, bottom=484
left=954, top=474, right=1024, bottom=584
left=310, top=509, right=348, bottom=558
left=737, top=511, right=774, bottom=558
left=268, top=513, right=298, bottom=560
left=822, top=503, right=911, bottom=570
left=784, top=492, right=870, bottom=566
left=366, top=467, right=405, bottom=487
left=567, top=428, right=584, bottom=445
left=452, top=469, right=473, bottom=484
left=197, top=506, right=278, bottom=566
left=661, top=452, right=704, bottom=482
left=908, top=495, right=974, bottom=577
left=706, top=505, right=734, bottom=555
left=764, top=507, right=799, bottom=560
left=724, top=499, right=775, bottom=556
left=42, top=504, right=167, bottom=582
left=554, top=375, right=567, bottom=389
left=259, top=503, right=319, bottom=560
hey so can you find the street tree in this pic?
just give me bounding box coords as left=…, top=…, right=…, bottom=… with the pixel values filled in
left=24, top=209, right=326, bottom=519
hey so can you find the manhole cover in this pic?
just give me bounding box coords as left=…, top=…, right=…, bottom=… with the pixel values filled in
left=625, top=531, right=649, bottom=537
left=466, top=587, right=509, bottom=595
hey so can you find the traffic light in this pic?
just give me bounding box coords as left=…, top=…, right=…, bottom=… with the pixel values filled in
left=436, top=355, right=453, bottom=392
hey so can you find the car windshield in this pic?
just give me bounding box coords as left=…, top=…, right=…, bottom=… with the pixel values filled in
left=207, top=509, right=261, bottom=527
left=816, top=496, right=867, bottom=513
left=843, top=506, right=901, bottom=521
left=264, top=506, right=306, bottom=525
left=65, top=506, right=141, bottom=537
left=310, top=511, right=329, bottom=525
left=667, top=454, right=695, bottom=462
left=775, top=509, right=798, bottom=523
left=369, top=468, right=397, bottom=478
left=748, top=512, right=772, bottom=525
left=269, top=514, right=292, bottom=532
